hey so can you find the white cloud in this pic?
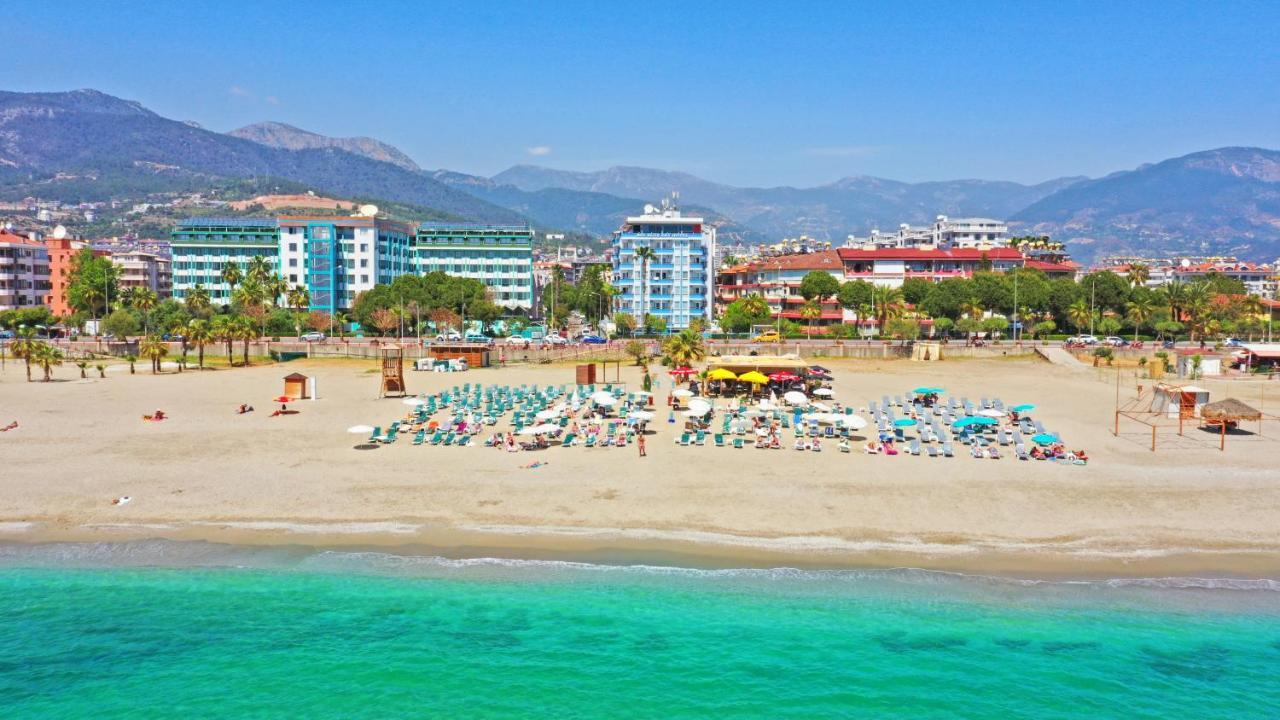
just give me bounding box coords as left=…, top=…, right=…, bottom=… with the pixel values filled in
left=229, top=85, right=251, bottom=98
left=265, top=95, right=280, bottom=105
left=525, top=145, right=553, bottom=157
left=802, top=145, right=882, bottom=158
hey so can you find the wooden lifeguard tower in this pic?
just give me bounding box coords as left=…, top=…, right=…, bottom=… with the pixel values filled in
left=282, top=372, right=311, bottom=400
left=379, top=345, right=407, bottom=398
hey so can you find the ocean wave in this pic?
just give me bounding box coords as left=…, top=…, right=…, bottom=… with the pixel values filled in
left=2, top=539, right=1276, bottom=596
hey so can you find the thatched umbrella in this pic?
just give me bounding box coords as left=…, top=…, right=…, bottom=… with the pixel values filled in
left=1200, top=398, right=1262, bottom=450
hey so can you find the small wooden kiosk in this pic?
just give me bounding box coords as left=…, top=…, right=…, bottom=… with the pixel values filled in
left=380, top=345, right=407, bottom=398
left=282, top=372, right=311, bottom=400
left=428, top=342, right=491, bottom=368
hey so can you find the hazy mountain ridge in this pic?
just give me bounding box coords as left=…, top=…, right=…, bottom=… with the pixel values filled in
left=0, top=89, right=519, bottom=223
left=229, top=121, right=421, bottom=172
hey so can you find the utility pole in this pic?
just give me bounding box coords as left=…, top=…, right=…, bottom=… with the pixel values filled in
left=1012, top=272, right=1019, bottom=343
left=1089, top=279, right=1096, bottom=337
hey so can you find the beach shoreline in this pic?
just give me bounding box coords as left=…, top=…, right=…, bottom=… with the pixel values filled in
left=5, top=519, right=1280, bottom=581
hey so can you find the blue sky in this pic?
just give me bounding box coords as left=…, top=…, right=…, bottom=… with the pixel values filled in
left=5, top=1, right=1277, bottom=187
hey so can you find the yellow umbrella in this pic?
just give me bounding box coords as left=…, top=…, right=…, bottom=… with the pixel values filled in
left=707, top=368, right=738, bottom=381
left=738, top=371, right=769, bottom=385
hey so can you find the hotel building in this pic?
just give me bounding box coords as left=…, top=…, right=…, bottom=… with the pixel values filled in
left=279, top=216, right=414, bottom=313
left=612, top=198, right=715, bottom=330
left=716, top=250, right=845, bottom=325
left=412, top=223, right=535, bottom=310
left=112, top=250, right=173, bottom=299
left=170, top=218, right=280, bottom=303
left=0, top=231, right=51, bottom=311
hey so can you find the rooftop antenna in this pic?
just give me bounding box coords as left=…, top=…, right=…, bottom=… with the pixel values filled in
left=52, top=225, right=68, bottom=239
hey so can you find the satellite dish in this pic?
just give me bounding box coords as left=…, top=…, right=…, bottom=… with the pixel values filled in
left=52, top=225, right=68, bottom=239
left=644, top=204, right=656, bottom=215
left=358, top=204, right=379, bottom=217
left=1180, top=258, right=1191, bottom=267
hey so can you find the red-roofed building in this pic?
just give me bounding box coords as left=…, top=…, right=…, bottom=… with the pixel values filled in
left=1172, top=261, right=1277, bottom=298
left=716, top=250, right=845, bottom=327
left=0, top=231, right=52, bottom=311
left=836, top=246, right=1025, bottom=287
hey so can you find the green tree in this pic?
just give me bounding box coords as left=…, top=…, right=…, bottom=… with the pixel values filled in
left=185, top=285, right=213, bottom=319
left=102, top=308, right=140, bottom=338
left=1125, top=297, right=1157, bottom=341
left=1127, top=263, right=1150, bottom=288
left=1032, top=320, right=1057, bottom=339
left=232, top=316, right=257, bottom=366
left=662, top=329, right=706, bottom=367
left=66, top=248, right=119, bottom=321
left=900, top=278, right=932, bottom=306
left=10, top=328, right=38, bottom=382
left=633, top=246, right=656, bottom=329
left=919, top=278, right=973, bottom=320
left=870, top=285, right=904, bottom=336
left=32, top=342, right=64, bottom=381
left=1080, top=271, right=1130, bottom=314
left=720, top=294, right=773, bottom=334
left=220, top=261, right=244, bottom=299
left=624, top=340, right=648, bottom=366
left=837, top=280, right=875, bottom=313
left=139, top=336, right=168, bottom=374
left=1097, top=316, right=1122, bottom=337
left=931, top=317, right=955, bottom=338
left=186, top=318, right=215, bottom=370
left=613, top=312, right=636, bottom=336
left=132, top=288, right=159, bottom=333
left=798, top=271, right=840, bottom=301
left=799, top=298, right=822, bottom=336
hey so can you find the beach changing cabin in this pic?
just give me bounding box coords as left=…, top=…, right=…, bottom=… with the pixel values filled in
left=1152, top=383, right=1210, bottom=419
left=282, top=372, right=311, bottom=400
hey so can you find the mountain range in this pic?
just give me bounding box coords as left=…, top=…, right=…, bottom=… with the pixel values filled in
left=1, top=89, right=1277, bottom=262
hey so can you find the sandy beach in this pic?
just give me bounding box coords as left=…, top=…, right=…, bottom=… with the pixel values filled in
left=1, top=352, right=1278, bottom=577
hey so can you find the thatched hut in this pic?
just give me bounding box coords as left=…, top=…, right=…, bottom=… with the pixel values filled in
left=1200, top=398, right=1262, bottom=450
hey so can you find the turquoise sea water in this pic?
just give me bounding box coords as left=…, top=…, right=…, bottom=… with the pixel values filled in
left=2, top=542, right=1279, bottom=719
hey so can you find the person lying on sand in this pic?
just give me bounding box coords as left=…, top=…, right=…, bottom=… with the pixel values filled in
left=0, top=421, right=18, bottom=432
left=236, top=404, right=254, bottom=414
left=864, top=440, right=880, bottom=454
left=143, top=410, right=167, bottom=421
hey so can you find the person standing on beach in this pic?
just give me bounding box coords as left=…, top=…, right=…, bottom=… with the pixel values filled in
left=637, top=431, right=647, bottom=457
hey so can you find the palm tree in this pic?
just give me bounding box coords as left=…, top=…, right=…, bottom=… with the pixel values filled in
left=220, top=261, right=244, bottom=299
left=33, top=343, right=63, bottom=381
left=741, top=293, right=770, bottom=320
left=287, top=285, right=310, bottom=312
left=1126, top=263, right=1150, bottom=289
left=1125, top=297, right=1157, bottom=342
left=133, top=288, right=159, bottom=333
left=959, top=299, right=984, bottom=321
left=232, top=316, right=257, bottom=366
left=76, top=360, right=89, bottom=379
left=267, top=276, right=288, bottom=308
left=186, top=318, right=215, bottom=370
left=186, top=284, right=212, bottom=317
left=10, top=327, right=38, bottom=382
left=1183, top=282, right=1212, bottom=342
left=232, top=279, right=266, bottom=309
left=246, top=255, right=273, bottom=285
left=871, top=286, right=904, bottom=336
left=1158, top=281, right=1188, bottom=322
left=212, top=315, right=236, bottom=365
left=1066, top=299, right=1092, bottom=334
left=799, top=299, right=822, bottom=337
left=662, top=328, right=706, bottom=367
left=123, top=353, right=138, bottom=375
left=633, top=245, right=655, bottom=330
left=139, top=336, right=168, bottom=374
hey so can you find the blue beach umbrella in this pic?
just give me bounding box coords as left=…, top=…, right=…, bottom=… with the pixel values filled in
left=1011, top=404, right=1036, bottom=413
left=1032, top=433, right=1059, bottom=445
left=913, top=386, right=945, bottom=395
left=893, top=417, right=917, bottom=427
left=953, top=416, right=997, bottom=428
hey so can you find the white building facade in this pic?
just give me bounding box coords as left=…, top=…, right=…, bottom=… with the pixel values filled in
left=0, top=231, right=52, bottom=311
left=612, top=197, right=716, bottom=331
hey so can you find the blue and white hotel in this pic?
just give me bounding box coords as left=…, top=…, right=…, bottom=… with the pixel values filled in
left=611, top=196, right=716, bottom=330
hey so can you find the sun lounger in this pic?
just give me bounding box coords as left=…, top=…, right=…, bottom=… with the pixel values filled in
left=367, top=426, right=382, bottom=443
left=714, top=433, right=725, bottom=447
left=733, top=437, right=744, bottom=449
left=908, top=439, right=921, bottom=455
left=927, top=445, right=939, bottom=458
left=695, top=430, right=706, bottom=446
left=561, top=433, right=576, bottom=447
left=942, top=441, right=954, bottom=457
left=412, top=429, right=425, bottom=445
left=584, top=435, right=597, bottom=448
left=677, top=432, right=690, bottom=446
left=1015, top=444, right=1029, bottom=460
left=998, top=429, right=1010, bottom=446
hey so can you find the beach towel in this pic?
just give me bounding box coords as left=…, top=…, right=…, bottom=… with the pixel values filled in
left=521, top=461, right=548, bottom=469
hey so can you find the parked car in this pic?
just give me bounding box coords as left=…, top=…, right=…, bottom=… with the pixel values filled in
left=1223, top=338, right=1245, bottom=347
left=580, top=334, right=607, bottom=344
left=301, top=331, right=326, bottom=342
left=464, top=333, right=490, bottom=344
left=1066, top=335, right=1099, bottom=345
left=1103, top=336, right=1128, bottom=347
left=752, top=330, right=782, bottom=343
left=505, top=336, right=532, bottom=346
left=0, top=330, right=14, bottom=340
left=435, top=330, right=462, bottom=342
left=541, top=334, right=568, bottom=346
left=161, top=333, right=185, bottom=342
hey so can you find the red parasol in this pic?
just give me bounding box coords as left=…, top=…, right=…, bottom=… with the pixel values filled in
left=768, top=372, right=799, bottom=382
left=273, top=396, right=293, bottom=403
left=668, top=367, right=696, bottom=377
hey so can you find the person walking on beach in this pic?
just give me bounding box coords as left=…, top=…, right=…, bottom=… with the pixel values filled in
left=637, top=431, right=647, bottom=457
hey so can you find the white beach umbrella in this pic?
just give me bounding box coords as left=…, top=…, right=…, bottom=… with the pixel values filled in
left=813, top=388, right=835, bottom=397
left=672, top=389, right=694, bottom=398
left=783, top=390, right=808, bottom=406
left=742, top=409, right=765, bottom=417
left=532, top=423, right=561, bottom=434
left=402, top=397, right=425, bottom=406
left=838, top=416, right=868, bottom=430
left=536, top=409, right=561, bottom=420
left=346, top=424, right=374, bottom=434
left=687, top=398, right=713, bottom=416
left=810, top=402, right=831, bottom=412
left=628, top=410, right=655, bottom=421
left=630, top=390, right=653, bottom=397
left=758, top=400, right=777, bottom=410
left=681, top=409, right=705, bottom=418
left=517, top=425, right=543, bottom=435
left=978, top=409, right=1005, bottom=418
left=591, top=390, right=615, bottom=404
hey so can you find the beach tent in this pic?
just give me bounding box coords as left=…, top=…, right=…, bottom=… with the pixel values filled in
left=282, top=372, right=310, bottom=400
left=1152, top=384, right=1210, bottom=419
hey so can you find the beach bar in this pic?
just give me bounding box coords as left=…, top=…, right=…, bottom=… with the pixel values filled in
left=705, top=355, right=811, bottom=375
left=428, top=342, right=491, bottom=369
